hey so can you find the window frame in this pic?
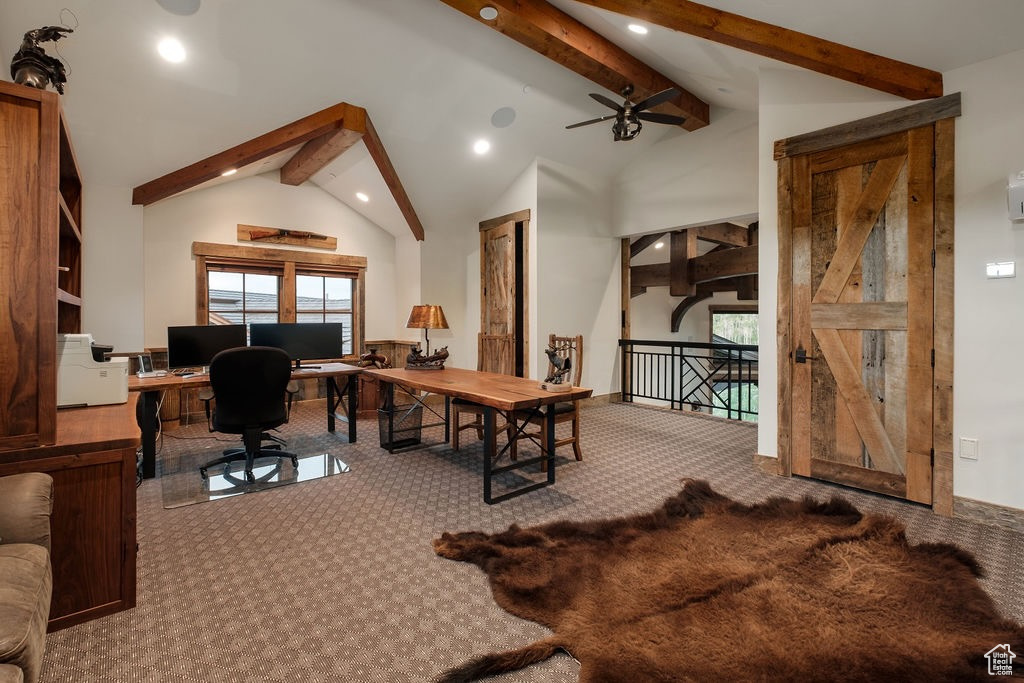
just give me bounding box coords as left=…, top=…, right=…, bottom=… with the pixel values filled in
left=708, top=304, right=758, bottom=345
left=193, top=241, right=366, bottom=358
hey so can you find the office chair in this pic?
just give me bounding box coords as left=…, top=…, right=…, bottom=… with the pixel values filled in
left=198, top=346, right=299, bottom=483
left=509, top=334, right=584, bottom=465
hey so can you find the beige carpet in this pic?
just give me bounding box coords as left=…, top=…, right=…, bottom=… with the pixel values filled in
left=39, top=401, right=1024, bottom=682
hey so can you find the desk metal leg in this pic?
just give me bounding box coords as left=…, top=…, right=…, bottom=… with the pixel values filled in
left=545, top=402, right=556, bottom=485
left=325, top=376, right=357, bottom=443
left=483, top=407, right=495, bottom=503
left=140, top=390, right=159, bottom=479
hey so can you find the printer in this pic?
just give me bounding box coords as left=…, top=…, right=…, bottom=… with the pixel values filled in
left=57, top=333, right=129, bottom=408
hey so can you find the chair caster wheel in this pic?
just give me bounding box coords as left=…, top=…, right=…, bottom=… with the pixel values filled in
left=200, top=468, right=208, bottom=480
left=291, top=456, right=299, bottom=468
left=245, top=470, right=255, bottom=483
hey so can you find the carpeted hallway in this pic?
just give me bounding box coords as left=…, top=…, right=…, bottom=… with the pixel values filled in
left=39, top=401, right=1024, bottom=682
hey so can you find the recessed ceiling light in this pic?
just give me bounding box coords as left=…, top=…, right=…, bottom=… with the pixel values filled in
left=654, top=241, right=664, bottom=249
left=479, top=6, right=498, bottom=21
left=473, top=139, right=491, bottom=155
left=220, top=168, right=237, bottom=177
left=355, top=192, right=369, bottom=202
left=157, top=37, right=186, bottom=63
left=627, top=24, right=648, bottom=35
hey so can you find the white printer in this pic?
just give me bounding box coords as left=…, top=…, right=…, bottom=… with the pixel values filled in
left=56, top=333, right=129, bottom=408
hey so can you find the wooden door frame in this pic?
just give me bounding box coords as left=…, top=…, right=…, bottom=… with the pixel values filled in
left=775, top=93, right=959, bottom=515
left=479, top=209, right=530, bottom=378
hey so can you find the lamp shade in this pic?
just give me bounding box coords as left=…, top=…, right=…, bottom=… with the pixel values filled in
left=406, top=305, right=449, bottom=330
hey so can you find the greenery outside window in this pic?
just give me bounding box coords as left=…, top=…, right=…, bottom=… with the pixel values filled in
left=193, top=241, right=367, bottom=358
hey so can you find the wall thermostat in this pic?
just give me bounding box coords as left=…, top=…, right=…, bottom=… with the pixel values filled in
left=1008, top=171, right=1024, bottom=221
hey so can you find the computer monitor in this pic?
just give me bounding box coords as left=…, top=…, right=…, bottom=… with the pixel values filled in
left=249, top=322, right=344, bottom=368
left=166, top=324, right=247, bottom=370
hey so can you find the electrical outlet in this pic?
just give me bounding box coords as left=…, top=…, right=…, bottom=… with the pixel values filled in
left=959, top=437, right=979, bottom=461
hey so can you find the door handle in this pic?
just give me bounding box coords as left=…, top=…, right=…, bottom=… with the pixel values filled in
left=794, top=345, right=817, bottom=364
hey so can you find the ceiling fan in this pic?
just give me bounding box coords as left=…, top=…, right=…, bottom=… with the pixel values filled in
left=566, top=85, right=686, bottom=141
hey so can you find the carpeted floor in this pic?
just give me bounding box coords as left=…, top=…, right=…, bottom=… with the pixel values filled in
left=39, top=400, right=1024, bottom=682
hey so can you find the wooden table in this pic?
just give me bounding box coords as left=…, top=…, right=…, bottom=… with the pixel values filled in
left=129, top=363, right=361, bottom=479
left=361, top=366, right=592, bottom=503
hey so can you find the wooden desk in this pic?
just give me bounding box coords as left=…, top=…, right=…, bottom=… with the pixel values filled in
left=0, top=397, right=139, bottom=631
left=361, top=366, right=592, bottom=503
left=129, top=363, right=361, bottom=479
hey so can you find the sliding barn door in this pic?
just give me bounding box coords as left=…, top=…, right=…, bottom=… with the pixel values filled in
left=777, top=96, right=963, bottom=507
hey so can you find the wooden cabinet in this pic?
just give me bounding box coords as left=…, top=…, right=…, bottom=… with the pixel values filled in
left=0, top=81, right=82, bottom=451
left=0, top=397, right=139, bottom=631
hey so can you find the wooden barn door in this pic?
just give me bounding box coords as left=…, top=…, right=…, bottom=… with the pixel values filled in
left=776, top=95, right=958, bottom=511
left=479, top=210, right=529, bottom=377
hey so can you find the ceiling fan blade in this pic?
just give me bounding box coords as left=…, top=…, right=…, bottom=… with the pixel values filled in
left=632, top=87, right=680, bottom=112
left=566, top=114, right=617, bottom=129
left=636, top=112, right=687, bottom=126
left=589, top=93, right=623, bottom=111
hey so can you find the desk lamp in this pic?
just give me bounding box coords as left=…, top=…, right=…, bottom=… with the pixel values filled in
left=406, top=305, right=448, bottom=355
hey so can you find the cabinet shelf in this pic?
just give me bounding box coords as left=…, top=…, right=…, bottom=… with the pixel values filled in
left=57, top=289, right=82, bottom=306
left=58, top=194, right=82, bottom=242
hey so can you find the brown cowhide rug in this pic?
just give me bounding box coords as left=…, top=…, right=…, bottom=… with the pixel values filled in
left=433, top=480, right=1024, bottom=682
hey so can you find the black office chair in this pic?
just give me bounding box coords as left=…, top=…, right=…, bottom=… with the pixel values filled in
left=198, top=346, right=299, bottom=483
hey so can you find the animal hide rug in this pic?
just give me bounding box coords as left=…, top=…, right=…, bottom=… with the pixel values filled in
left=433, top=480, right=1024, bottom=682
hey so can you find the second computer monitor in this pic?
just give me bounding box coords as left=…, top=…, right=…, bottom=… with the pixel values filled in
left=249, top=322, right=344, bottom=368
left=167, top=324, right=248, bottom=370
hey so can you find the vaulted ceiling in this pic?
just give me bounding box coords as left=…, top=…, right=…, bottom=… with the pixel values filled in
left=3, top=0, right=1024, bottom=241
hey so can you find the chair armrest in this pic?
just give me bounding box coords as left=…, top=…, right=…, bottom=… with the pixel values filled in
left=0, top=473, right=53, bottom=552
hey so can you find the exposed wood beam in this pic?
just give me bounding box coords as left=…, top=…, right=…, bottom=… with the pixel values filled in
left=573, top=0, right=942, bottom=100
left=630, top=286, right=647, bottom=298
left=132, top=102, right=359, bottom=206
left=670, top=230, right=697, bottom=296
left=361, top=114, right=425, bottom=242
left=132, top=102, right=426, bottom=241
left=630, top=232, right=666, bottom=259
left=437, top=0, right=709, bottom=130
left=689, top=244, right=758, bottom=284
left=280, top=128, right=366, bottom=186
left=671, top=294, right=711, bottom=333
left=630, top=262, right=670, bottom=288
left=693, top=223, right=749, bottom=247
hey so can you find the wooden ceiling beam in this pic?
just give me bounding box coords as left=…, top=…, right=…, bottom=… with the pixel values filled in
left=573, top=0, right=942, bottom=100
left=280, top=112, right=366, bottom=186
left=693, top=222, right=749, bottom=247
left=629, top=232, right=666, bottom=259
left=437, top=0, right=710, bottom=130
left=362, top=114, right=425, bottom=242
left=132, top=102, right=426, bottom=241
left=132, top=102, right=356, bottom=206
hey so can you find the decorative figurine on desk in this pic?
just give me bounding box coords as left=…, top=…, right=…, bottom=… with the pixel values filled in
left=10, top=25, right=73, bottom=94
left=357, top=349, right=391, bottom=369
left=405, top=345, right=448, bottom=370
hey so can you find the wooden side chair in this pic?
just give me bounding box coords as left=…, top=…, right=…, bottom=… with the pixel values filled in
left=510, top=334, right=584, bottom=464
left=451, top=333, right=513, bottom=451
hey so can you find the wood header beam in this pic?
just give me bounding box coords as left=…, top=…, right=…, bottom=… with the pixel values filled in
left=693, top=223, right=749, bottom=247
left=573, top=0, right=942, bottom=100
left=689, top=244, right=758, bottom=284
left=437, top=0, right=709, bottom=130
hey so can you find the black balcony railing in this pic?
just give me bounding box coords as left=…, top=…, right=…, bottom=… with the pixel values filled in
left=619, top=338, right=759, bottom=421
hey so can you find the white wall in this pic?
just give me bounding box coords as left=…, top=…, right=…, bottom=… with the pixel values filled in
left=945, top=49, right=1024, bottom=509
left=82, top=183, right=145, bottom=351
left=612, top=107, right=759, bottom=237
left=536, top=159, right=619, bottom=394
left=142, top=171, right=402, bottom=348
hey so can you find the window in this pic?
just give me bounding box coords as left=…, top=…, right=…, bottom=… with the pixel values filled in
left=709, top=305, right=759, bottom=422
left=194, top=242, right=366, bottom=357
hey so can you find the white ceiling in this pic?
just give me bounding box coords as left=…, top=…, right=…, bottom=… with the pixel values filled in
left=3, top=0, right=1024, bottom=239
